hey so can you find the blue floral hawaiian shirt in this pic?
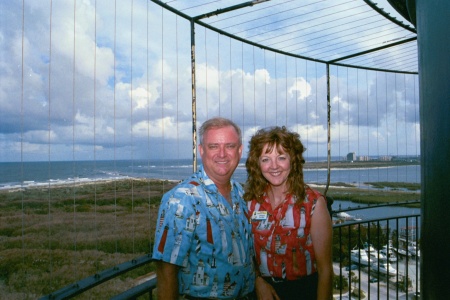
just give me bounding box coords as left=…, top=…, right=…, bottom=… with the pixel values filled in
left=152, top=165, right=255, bottom=298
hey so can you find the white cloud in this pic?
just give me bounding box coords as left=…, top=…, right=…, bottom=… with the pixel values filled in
left=0, top=0, right=420, bottom=162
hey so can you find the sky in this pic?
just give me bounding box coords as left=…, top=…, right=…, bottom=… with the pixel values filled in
left=0, top=0, right=420, bottom=162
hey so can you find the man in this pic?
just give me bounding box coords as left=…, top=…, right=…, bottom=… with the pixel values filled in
left=152, top=117, right=256, bottom=299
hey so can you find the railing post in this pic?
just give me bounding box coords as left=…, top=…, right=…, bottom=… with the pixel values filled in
left=416, top=0, right=450, bottom=298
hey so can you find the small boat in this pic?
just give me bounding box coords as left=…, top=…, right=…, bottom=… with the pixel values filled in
left=350, top=249, right=372, bottom=266
left=334, top=212, right=362, bottom=221
left=364, top=243, right=388, bottom=262
left=380, top=245, right=398, bottom=262
left=370, top=261, right=397, bottom=277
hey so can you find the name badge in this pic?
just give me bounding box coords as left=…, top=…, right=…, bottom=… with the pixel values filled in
left=252, top=211, right=268, bottom=221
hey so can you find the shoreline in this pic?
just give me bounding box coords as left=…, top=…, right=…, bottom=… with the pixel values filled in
left=303, top=160, right=419, bottom=169
left=0, top=177, right=421, bottom=208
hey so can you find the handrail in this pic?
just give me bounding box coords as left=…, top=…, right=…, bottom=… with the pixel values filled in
left=333, top=200, right=420, bottom=214
left=110, top=276, right=157, bottom=300
left=40, top=211, right=420, bottom=299
left=39, top=254, right=154, bottom=300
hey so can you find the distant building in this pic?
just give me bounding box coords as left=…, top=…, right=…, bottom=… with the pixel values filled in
left=358, top=156, right=370, bottom=161
left=346, top=152, right=356, bottom=162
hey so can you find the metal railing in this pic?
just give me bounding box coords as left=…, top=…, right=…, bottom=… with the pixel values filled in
left=40, top=202, right=421, bottom=300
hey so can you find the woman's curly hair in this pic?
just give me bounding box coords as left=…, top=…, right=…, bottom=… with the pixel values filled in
left=244, top=126, right=306, bottom=204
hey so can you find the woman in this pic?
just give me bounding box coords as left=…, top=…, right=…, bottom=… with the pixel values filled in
left=245, top=126, right=333, bottom=300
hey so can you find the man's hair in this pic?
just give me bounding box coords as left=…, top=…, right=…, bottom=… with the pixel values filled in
left=199, top=117, right=242, bottom=145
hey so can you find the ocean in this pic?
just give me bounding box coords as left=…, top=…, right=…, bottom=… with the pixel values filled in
left=0, top=158, right=421, bottom=191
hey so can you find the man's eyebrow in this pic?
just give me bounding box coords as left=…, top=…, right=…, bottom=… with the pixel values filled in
left=205, top=142, right=238, bottom=146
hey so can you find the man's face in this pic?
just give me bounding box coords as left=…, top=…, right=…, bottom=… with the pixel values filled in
left=199, top=125, right=242, bottom=185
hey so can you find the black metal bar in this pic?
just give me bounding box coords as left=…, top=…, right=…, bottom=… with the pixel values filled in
left=363, top=0, right=416, bottom=33
left=327, top=37, right=417, bottom=64
left=191, top=18, right=198, bottom=173
left=39, top=213, right=420, bottom=300
left=333, top=200, right=420, bottom=214
left=110, top=276, right=157, bottom=300
left=149, top=0, right=418, bottom=75
left=324, top=63, right=331, bottom=196
left=40, top=254, right=154, bottom=300
left=193, top=0, right=270, bottom=21
left=333, top=213, right=420, bottom=229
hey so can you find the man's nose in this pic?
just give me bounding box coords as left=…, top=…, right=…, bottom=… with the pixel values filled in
left=218, top=146, right=226, bottom=157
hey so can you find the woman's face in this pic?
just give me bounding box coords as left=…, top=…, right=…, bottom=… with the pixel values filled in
left=258, top=143, right=291, bottom=188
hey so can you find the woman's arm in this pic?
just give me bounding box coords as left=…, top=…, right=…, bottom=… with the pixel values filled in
left=311, top=195, right=334, bottom=300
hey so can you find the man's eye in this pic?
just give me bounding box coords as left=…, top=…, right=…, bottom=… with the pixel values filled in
left=226, top=145, right=236, bottom=149
left=209, top=145, right=218, bottom=150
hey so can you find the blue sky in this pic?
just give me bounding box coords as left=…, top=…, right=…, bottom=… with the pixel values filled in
left=0, top=0, right=419, bottom=162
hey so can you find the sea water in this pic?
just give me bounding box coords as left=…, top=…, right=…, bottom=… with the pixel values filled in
left=0, top=159, right=420, bottom=190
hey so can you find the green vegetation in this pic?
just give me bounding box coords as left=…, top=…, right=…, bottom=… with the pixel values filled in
left=317, top=182, right=421, bottom=208
left=0, top=179, right=419, bottom=298
left=366, top=181, right=420, bottom=191
left=0, top=179, right=177, bottom=299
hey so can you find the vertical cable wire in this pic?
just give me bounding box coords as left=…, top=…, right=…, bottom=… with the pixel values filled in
left=229, top=39, right=233, bottom=120
left=385, top=72, right=389, bottom=181
left=285, top=55, right=288, bottom=124
left=253, top=46, right=256, bottom=130
left=205, top=27, right=208, bottom=118
left=241, top=42, right=244, bottom=143
left=356, top=69, right=360, bottom=187
left=347, top=68, right=350, bottom=185
left=93, top=0, right=99, bottom=269
left=395, top=74, right=399, bottom=182
left=47, top=0, right=54, bottom=288
left=325, top=63, right=331, bottom=194
left=403, top=74, right=408, bottom=181
left=366, top=70, right=370, bottom=181
left=314, top=62, right=319, bottom=182
left=337, top=66, right=341, bottom=161
left=413, top=76, right=419, bottom=182
left=71, top=0, right=78, bottom=276
left=218, top=33, right=221, bottom=115
left=176, top=16, right=180, bottom=185
left=146, top=0, right=152, bottom=253
left=161, top=6, right=166, bottom=199
left=113, top=0, right=118, bottom=257
left=264, top=50, right=267, bottom=126
left=305, top=60, right=309, bottom=163
left=295, top=58, right=298, bottom=132
left=130, top=0, right=135, bottom=254
left=20, top=0, right=25, bottom=268
left=376, top=72, right=380, bottom=182
left=275, top=53, right=278, bottom=126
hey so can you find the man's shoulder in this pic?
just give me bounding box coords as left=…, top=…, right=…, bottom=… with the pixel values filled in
left=162, top=176, right=205, bottom=197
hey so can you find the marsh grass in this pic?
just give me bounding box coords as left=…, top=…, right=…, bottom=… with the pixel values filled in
left=323, top=182, right=421, bottom=208
left=0, top=179, right=177, bottom=299
left=0, top=178, right=420, bottom=298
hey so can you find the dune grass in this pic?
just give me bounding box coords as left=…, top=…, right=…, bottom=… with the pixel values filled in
left=0, top=178, right=420, bottom=298
left=0, top=179, right=177, bottom=299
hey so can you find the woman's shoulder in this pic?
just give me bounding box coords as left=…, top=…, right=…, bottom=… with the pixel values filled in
left=305, top=185, right=324, bottom=199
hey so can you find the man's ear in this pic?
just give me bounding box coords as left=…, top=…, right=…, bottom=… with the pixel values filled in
left=198, top=144, right=204, bottom=156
